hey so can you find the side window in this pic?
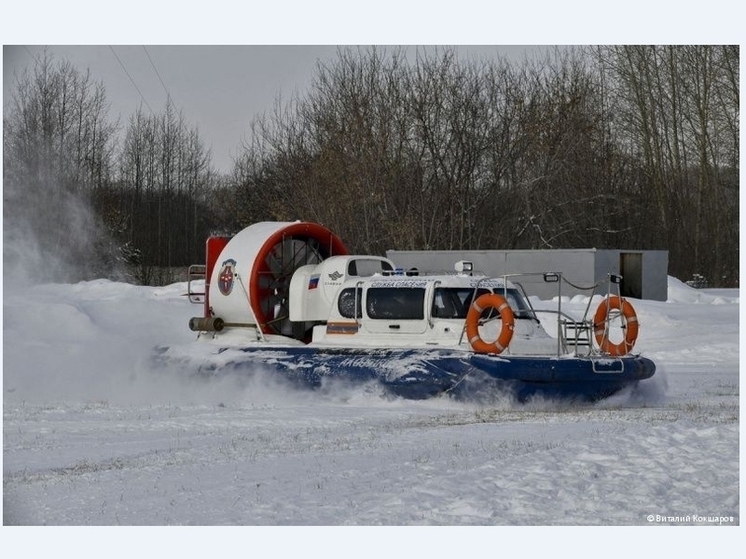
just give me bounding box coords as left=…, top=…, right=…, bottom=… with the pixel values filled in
left=348, top=259, right=394, bottom=277
left=338, top=288, right=362, bottom=319
left=366, top=288, right=425, bottom=320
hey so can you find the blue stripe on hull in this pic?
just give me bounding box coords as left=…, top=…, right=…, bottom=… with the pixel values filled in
left=194, top=346, right=655, bottom=402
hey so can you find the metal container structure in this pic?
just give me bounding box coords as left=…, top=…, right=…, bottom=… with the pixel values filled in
left=386, top=249, right=669, bottom=301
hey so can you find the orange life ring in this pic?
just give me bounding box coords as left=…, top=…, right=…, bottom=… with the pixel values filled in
left=466, top=293, right=515, bottom=354
left=593, top=296, right=639, bottom=356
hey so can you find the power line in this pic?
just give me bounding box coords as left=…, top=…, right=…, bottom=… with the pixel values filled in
left=109, top=45, right=154, bottom=114
left=143, top=46, right=173, bottom=104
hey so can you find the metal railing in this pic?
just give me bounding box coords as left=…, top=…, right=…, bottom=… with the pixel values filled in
left=187, top=264, right=206, bottom=304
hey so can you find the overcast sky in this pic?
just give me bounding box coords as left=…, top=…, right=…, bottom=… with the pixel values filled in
left=2, top=2, right=741, bottom=173
left=3, top=45, right=551, bottom=172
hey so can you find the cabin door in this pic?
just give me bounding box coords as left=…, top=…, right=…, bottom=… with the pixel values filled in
left=362, top=286, right=429, bottom=335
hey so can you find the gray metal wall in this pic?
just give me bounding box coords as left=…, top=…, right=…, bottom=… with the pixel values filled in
left=386, top=249, right=668, bottom=301
left=641, top=251, right=669, bottom=301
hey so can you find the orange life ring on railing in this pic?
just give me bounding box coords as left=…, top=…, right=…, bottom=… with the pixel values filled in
left=593, top=296, right=639, bottom=356
left=466, top=293, right=515, bottom=354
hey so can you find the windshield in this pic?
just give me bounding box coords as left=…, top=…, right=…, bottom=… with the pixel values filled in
left=432, top=288, right=490, bottom=319
left=497, top=287, right=535, bottom=319
left=432, top=287, right=534, bottom=319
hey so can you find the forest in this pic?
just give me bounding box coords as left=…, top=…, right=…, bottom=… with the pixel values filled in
left=3, top=46, right=739, bottom=287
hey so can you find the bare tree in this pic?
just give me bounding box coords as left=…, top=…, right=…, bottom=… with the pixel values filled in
left=115, top=101, right=214, bottom=284
left=4, top=51, right=120, bottom=282
left=596, top=45, right=739, bottom=283
left=225, top=45, right=737, bottom=286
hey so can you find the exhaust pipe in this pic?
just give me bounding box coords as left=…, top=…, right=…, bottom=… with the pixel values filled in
left=189, top=316, right=225, bottom=332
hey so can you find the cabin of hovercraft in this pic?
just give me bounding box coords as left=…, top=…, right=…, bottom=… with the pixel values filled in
left=284, top=255, right=554, bottom=352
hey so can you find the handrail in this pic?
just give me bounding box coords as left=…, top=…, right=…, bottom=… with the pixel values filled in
left=458, top=276, right=494, bottom=346
left=187, top=264, right=206, bottom=304
left=494, top=271, right=606, bottom=357
left=234, top=271, right=267, bottom=342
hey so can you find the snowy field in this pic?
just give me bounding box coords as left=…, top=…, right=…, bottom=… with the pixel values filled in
left=2, top=274, right=741, bottom=553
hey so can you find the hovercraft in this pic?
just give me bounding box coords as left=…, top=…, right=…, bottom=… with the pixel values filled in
left=159, top=221, right=655, bottom=401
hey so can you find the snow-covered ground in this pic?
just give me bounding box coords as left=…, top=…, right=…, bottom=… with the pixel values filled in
left=2, top=275, right=740, bottom=551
